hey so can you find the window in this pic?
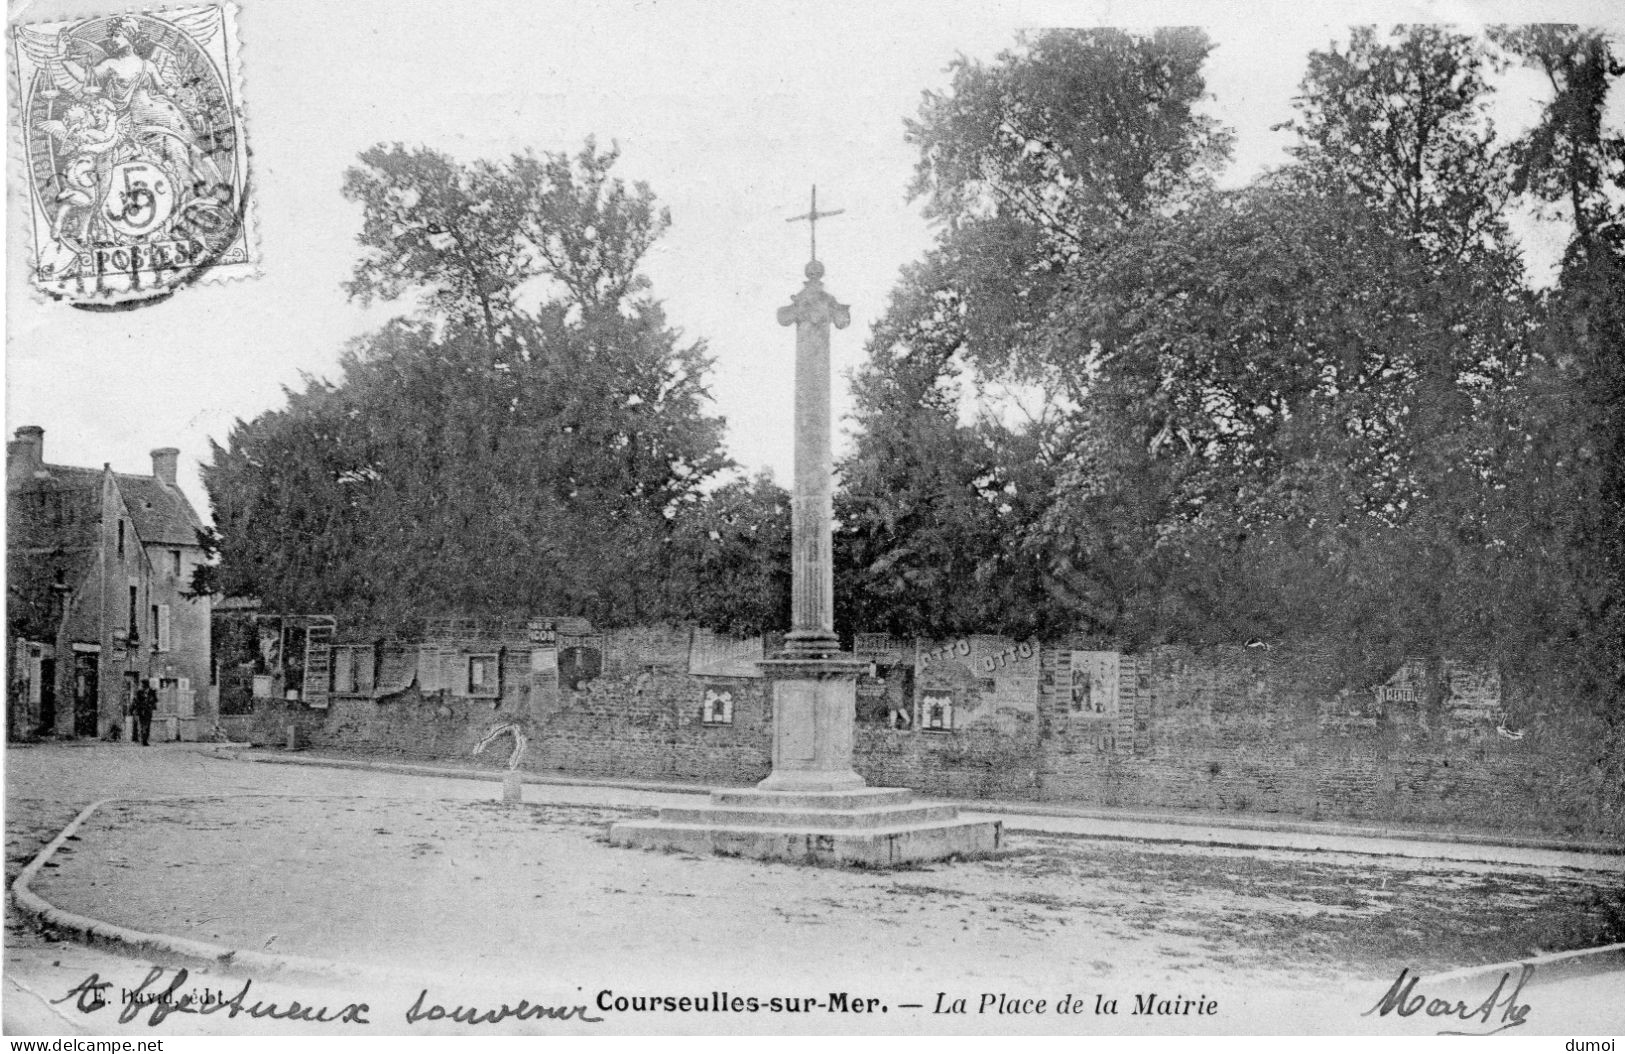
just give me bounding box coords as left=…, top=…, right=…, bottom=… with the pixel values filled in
left=127, top=585, right=139, bottom=638
left=332, top=646, right=376, bottom=694
left=171, top=550, right=182, bottom=577
left=150, top=604, right=171, bottom=652
left=466, top=654, right=500, bottom=698
left=117, top=519, right=125, bottom=557
left=702, top=688, right=733, bottom=725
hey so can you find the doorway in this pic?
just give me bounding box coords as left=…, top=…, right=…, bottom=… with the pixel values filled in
left=37, top=657, right=56, bottom=736
left=72, top=652, right=99, bottom=738
left=123, top=672, right=141, bottom=742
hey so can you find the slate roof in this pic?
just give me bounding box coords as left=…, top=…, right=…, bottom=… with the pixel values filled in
left=114, top=472, right=206, bottom=546
left=33, top=463, right=206, bottom=547
left=4, top=476, right=102, bottom=640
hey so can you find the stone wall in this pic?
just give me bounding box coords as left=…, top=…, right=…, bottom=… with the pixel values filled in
left=292, top=625, right=775, bottom=784
left=527, top=625, right=773, bottom=783
left=1032, top=641, right=1601, bottom=837
left=272, top=624, right=1617, bottom=840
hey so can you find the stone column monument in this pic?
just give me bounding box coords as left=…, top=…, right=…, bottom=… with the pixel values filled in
left=754, top=245, right=869, bottom=791
left=608, top=190, right=1001, bottom=865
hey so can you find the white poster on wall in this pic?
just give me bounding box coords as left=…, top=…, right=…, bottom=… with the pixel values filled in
left=1069, top=651, right=1120, bottom=718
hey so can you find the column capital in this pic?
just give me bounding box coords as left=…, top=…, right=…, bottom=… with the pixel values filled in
left=777, top=262, right=850, bottom=329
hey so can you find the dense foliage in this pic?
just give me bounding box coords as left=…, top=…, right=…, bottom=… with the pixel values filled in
left=200, top=141, right=787, bottom=631
left=838, top=25, right=1624, bottom=713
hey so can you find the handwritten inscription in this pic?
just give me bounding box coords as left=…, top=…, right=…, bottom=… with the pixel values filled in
left=405, top=988, right=603, bottom=1025
left=55, top=968, right=371, bottom=1027
left=1364, top=965, right=1534, bottom=1035
left=53, top=969, right=607, bottom=1029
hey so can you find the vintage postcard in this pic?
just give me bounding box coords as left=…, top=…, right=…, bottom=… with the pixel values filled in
left=5, top=0, right=1623, bottom=1044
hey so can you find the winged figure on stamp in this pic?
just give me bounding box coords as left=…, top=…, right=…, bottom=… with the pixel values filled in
left=17, top=11, right=229, bottom=252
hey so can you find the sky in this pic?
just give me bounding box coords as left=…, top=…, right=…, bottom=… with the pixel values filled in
left=6, top=0, right=1623, bottom=518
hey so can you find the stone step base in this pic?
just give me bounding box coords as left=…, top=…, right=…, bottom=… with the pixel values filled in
left=607, top=799, right=1001, bottom=863
left=658, top=802, right=961, bottom=829
left=710, top=787, right=915, bottom=810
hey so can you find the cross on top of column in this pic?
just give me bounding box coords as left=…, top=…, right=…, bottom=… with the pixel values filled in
left=785, top=185, right=844, bottom=264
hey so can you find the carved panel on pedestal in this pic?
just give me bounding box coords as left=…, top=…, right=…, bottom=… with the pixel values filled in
left=778, top=682, right=816, bottom=761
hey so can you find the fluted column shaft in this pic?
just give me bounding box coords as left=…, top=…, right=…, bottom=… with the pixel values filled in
left=776, top=262, right=848, bottom=657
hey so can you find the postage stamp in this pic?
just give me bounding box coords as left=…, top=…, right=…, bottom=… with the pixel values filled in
left=11, top=5, right=254, bottom=308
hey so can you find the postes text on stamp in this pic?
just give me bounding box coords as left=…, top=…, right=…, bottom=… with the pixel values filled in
left=12, top=6, right=254, bottom=308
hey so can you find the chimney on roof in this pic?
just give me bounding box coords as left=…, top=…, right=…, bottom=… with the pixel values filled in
left=151, top=447, right=179, bottom=486
left=8, top=426, right=44, bottom=479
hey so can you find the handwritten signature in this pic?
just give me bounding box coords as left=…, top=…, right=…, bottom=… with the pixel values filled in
left=1364, top=963, right=1534, bottom=1035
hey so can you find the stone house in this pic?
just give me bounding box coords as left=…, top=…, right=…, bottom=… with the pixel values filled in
left=6, top=426, right=213, bottom=741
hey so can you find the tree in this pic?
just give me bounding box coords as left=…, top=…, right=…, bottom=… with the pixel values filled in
left=903, top=27, right=1233, bottom=375
left=670, top=473, right=792, bottom=637
left=836, top=259, right=1065, bottom=641
left=1486, top=27, right=1625, bottom=719
left=204, top=143, right=733, bottom=626
left=1494, top=25, right=1625, bottom=257
left=1283, top=25, right=1514, bottom=263
left=835, top=28, right=1233, bottom=642
left=1029, top=185, right=1532, bottom=652
left=342, top=138, right=670, bottom=343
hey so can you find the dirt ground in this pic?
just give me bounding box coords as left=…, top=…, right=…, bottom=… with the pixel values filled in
left=8, top=745, right=1624, bottom=1036
left=30, top=794, right=1625, bottom=990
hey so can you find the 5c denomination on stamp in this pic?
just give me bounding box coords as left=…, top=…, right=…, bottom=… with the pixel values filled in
left=12, top=5, right=255, bottom=308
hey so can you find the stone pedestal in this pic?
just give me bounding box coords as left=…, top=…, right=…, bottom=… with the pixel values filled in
left=755, top=656, right=867, bottom=792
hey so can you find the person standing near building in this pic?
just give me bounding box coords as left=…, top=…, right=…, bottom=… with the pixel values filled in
left=132, top=680, right=157, bottom=746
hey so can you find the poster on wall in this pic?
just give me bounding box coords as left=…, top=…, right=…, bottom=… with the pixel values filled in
left=920, top=689, right=953, bottom=731
left=688, top=629, right=765, bottom=677
left=915, top=635, right=1039, bottom=731
left=1069, top=651, right=1120, bottom=718
left=530, top=646, right=559, bottom=687
left=852, top=632, right=911, bottom=667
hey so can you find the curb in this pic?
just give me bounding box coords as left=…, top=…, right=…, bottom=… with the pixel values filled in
left=10, top=797, right=371, bottom=985
left=967, top=800, right=1625, bottom=858
left=209, top=746, right=1624, bottom=860
left=211, top=746, right=711, bottom=798
left=1425, top=940, right=1625, bottom=986
left=976, top=820, right=1625, bottom=872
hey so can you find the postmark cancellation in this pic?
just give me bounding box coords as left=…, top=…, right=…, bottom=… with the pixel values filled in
left=11, top=5, right=254, bottom=306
